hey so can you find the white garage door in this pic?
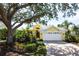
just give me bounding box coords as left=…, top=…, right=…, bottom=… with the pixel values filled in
left=43, top=32, right=62, bottom=42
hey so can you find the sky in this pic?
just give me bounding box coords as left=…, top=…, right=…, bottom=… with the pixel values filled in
left=48, top=10, right=79, bottom=27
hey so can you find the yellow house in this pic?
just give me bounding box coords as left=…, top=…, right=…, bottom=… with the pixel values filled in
left=40, top=25, right=65, bottom=40
left=29, top=24, right=65, bottom=40
left=44, top=25, right=59, bottom=32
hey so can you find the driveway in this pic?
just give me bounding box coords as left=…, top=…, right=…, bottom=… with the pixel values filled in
left=44, top=40, right=79, bottom=56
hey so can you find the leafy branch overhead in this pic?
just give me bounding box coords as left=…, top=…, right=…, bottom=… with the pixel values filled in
left=0, top=3, right=79, bottom=30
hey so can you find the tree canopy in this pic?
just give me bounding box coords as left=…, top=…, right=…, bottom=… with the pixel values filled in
left=58, top=20, right=73, bottom=30
left=0, top=3, right=79, bottom=30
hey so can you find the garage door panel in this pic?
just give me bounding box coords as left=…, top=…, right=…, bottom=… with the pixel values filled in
left=43, top=32, right=62, bottom=41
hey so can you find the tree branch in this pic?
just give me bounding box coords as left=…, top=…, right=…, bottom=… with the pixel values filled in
left=7, top=4, right=18, bottom=14
left=7, top=4, right=18, bottom=20
left=10, top=3, right=33, bottom=19
left=12, top=21, right=18, bottom=27
left=0, top=4, right=9, bottom=27
left=13, top=12, right=46, bottom=30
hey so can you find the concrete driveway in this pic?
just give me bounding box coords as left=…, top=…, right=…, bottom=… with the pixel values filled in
left=44, top=41, right=79, bottom=56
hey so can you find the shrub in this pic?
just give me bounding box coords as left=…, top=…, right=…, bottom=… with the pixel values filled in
left=14, top=30, right=37, bottom=43
left=15, top=30, right=26, bottom=39
left=64, top=32, right=79, bottom=43
left=14, top=42, right=25, bottom=53
left=75, top=36, right=79, bottom=43
left=14, top=40, right=47, bottom=56
left=65, top=35, right=75, bottom=42
left=0, top=28, right=7, bottom=40
left=37, top=39, right=43, bottom=41
left=34, top=46, right=47, bottom=56
left=36, top=41, right=44, bottom=47
left=25, top=43, right=37, bottom=53
left=64, top=28, right=79, bottom=43
left=15, top=30, right=31, bottom=43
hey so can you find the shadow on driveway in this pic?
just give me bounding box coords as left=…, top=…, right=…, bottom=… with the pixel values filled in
left=44, top=40, right=66, bottom=44
left=44, top=40, right=79, bottom=56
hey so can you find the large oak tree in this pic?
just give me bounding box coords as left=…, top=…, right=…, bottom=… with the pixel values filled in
left=0, top=3, right=79, bottom=46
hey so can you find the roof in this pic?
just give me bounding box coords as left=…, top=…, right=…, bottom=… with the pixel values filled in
left=40, top=25, right=59, bottom=32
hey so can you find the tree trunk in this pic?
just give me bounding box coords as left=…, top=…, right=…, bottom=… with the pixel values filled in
left=6, top=28, right=15, bottom=51
left=7, top=29, right=13, bottom=45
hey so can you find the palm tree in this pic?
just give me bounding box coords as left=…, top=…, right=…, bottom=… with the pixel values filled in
left=58, top=20, right=73, bottom=30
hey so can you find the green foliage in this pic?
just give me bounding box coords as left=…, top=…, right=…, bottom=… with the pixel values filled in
left=2, top=3, right=78, bottom=26
left=0, top=28, right=35, bottom=42
left=37, top=39, right=43, bottom=42
left=14, top=29, right=36, bottom=43
left=25, top=43, right=37, bottom=53
left=15, top=42, right=26, bottom=53
left=37, top=40, right=44, bottom=46
left=14, top=40, right=47, bottom=55
left=0, top=28, right=7, bottom=40
left=24, top=40, right=47, bottom=56
left=64, top=29, right=79, bottom=43
left=65, top=32, right=76, bottom=43
left=58, top=20, right=79, bottom=43
left=72, top=25, right=79, bottom=35
left=0, top=28, right=47, bottom=55
left=34, top=46, right=47, bottom=56
left=75, top=36, right=79, bottom=43
left=58, top=20, right=73, bottom=29
left=15, top=30, right=27, bottom=39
